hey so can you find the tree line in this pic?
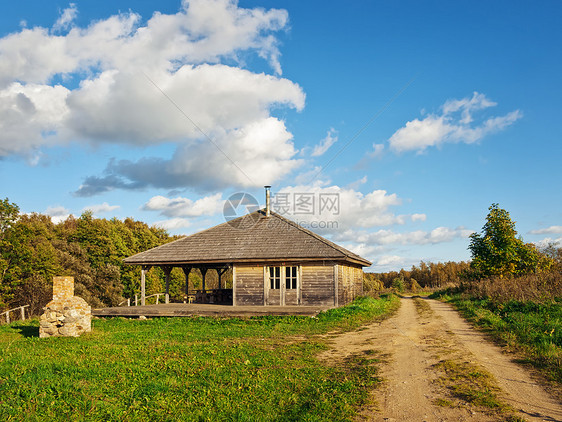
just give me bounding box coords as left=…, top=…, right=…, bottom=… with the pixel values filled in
left=0, top=198, right=184, bottom=314
left=1, top=198, right=559, bottom=313
left=366, top=204, right=559, bottom=293
left=365, top=260, right=472, bottom=292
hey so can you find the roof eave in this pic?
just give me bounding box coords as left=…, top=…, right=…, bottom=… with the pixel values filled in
left=123, top=255, right=371, bottom=267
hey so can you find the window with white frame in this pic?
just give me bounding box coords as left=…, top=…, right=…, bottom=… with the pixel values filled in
left=286, top=266, right=298, bottom=290
left=269, top=266, right=281, bottom=289
left=268, top=266, right=298, bottom=290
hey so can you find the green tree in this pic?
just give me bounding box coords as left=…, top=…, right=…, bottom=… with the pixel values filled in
left=468, top=204, right=552, bottom=278
left=0, top=198, right=20, bottom=308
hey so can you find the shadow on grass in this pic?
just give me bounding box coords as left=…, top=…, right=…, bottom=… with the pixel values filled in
left=12, top=323, right=39, bottom=338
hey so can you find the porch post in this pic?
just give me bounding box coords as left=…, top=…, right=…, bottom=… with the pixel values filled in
left=263, top=266, right=268, bottom=306
left=162, top=266, right=172, bottom=304
left=141, top=265, right=151, bottom=306
left=333, top=263, right=339, bottom=307
left=201, top=268, right=207, bottom=292
left=217, top=267, right=227, bottom=290
left=232, top=265, right=237, bottom=307
left=182, top=267, right=191, bottom=300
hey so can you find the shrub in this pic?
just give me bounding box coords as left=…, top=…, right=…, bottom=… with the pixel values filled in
left=392, top=277, right=405, bottom=292
left=461, top=272, right=562, bottom=304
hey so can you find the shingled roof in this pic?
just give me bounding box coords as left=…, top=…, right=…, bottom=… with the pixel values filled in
left=124, top=210, right=371, bottom=266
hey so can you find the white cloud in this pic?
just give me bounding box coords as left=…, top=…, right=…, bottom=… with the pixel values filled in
left=75, top=117, right=304, bottom=195
left=376, top=255, right=407, bottom=268
left=0, top=83, right=69, bottom=158
left=143, top=193, right=223, bottom=218
left=293, top=166, right=331, bottom=186
left=63, top=65, right=304, bottom=146
left=82, top=202, right=120, bottom=215
left=0, top=0, right=289, bottom=87
left=345, top=175, right=367, bottom=191
left=411, top=213, right=427, bottom=222
left=369, top=143, right=385, bottom=158
left=311, top=128, right=338, bottom=157
left=388, top=92, right=522, bottom=153
left=529, top=225, right=562, bottom=235
left=0, top=1, right=305, bottom=193
left=152, top=218, right=192, bottom=231
left=270, top=184, right=431, bottom=235
left=53, top=4, right=78, bottom=32
left=333, top=226, right=473, bottom=246
left=44, top=205, right=71, bottom=223
left=273, top=185, right=404, bottom=230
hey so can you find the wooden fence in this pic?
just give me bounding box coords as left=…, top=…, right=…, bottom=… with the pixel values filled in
left=1, top=305, right=30, bottom=324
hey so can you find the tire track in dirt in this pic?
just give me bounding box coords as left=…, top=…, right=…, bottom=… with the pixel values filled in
left=318, top=297, right=562, bottom=421
left=319, top=297, right=494, bottom=421
left=427, top=299, right=562, bottom=422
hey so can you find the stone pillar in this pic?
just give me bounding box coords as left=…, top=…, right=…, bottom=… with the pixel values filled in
left=40, top=277, right=91, bottom=338
left=53, top=276, right=74, bottom=301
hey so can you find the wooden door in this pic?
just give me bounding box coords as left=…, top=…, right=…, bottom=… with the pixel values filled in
left=266, top=266, right=281, bottom=305
left=265, top=266, right=300, bottom=306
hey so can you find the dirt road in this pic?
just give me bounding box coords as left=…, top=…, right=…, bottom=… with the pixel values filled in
left=318, top=297, right=562, bottom=421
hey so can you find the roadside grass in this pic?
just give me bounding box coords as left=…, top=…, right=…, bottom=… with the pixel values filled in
left=0, top=294, right=398, bottom=422
left=430, top=290, right=562, bottom=385
left=413, top=298, right=522, bottom=421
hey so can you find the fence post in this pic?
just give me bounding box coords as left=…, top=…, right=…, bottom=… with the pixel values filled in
left=155, top=294, right=160, bottom=305
left=20, top=306, right=25, bottom=320
left=127, top=298, right=130, bottom=307
left=5, top=311, right=10, bottom=324
left=135, top=295, right=138, bottom=306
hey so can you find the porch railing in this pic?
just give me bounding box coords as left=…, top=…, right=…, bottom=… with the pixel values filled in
left=118, top=293, right=166, bottom=306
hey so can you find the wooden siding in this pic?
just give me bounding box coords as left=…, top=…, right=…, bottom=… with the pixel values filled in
left=301, top=263, right=334, bottom=306
left=234, top=264, right=264, bottom=306
left=338, top=264, right=364, bottom=305
left=234, top=261, right=364, bottom=307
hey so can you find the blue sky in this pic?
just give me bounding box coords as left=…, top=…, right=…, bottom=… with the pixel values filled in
left=1, top=0, right=561, bottom=271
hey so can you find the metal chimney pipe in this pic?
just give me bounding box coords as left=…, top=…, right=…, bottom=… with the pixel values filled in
left=264, top=186, right=271, bottom=217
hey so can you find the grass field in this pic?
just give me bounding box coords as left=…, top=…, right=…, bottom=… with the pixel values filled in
left=0, top=295, right=398, bottom=422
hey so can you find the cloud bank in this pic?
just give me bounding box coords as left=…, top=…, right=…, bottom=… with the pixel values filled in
left=388, top=92, right=521, bottom=153
left=0, top=0, right=305, bottom=193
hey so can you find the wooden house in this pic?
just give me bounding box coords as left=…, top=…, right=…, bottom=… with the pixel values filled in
left=124, top=195, right=371, bottom=308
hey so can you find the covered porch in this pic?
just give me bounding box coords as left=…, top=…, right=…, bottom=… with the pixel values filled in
left=138, top=263, right=233, bottom=306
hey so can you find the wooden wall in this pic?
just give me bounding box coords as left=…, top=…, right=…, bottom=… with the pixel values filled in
left=233, top=261, right=364, bottom=307
left=337, top=264, right=364, bottom=306
left=301, top=263, right=335, bottom=306
left=234, top=264, right=264, bottom=306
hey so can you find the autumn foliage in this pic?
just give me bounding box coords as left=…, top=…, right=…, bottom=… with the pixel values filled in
left=0, top=198, right=174, bottom=314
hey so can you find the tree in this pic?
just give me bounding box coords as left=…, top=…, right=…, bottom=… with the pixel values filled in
left=468, top=204, right=552, bottom=278
left=0, top=199, right=21, bottom=308
left=0, top=198, right=19, bottom=235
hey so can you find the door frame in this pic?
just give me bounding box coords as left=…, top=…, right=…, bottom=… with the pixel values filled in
left=264, top=264, right=301, bottom=306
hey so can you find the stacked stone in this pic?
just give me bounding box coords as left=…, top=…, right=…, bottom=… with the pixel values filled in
left=39, top=276, right=92, bottom=338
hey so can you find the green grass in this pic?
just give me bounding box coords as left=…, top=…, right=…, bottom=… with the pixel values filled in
left=0, top=295, right=398, bottom=422
left=431, top=291, right=562, bottom=384
left=434, top=359, right=505, bottom=409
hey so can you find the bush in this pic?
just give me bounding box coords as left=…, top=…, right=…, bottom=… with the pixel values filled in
left=408, top=278, right=421, bottom=292
left=363, top=274, right=383, bottom=293
left=392, top=277, right=405, bottom=292
left=461, top=271, right=562, bottom=304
